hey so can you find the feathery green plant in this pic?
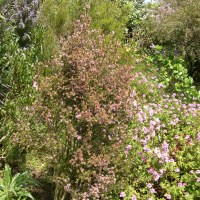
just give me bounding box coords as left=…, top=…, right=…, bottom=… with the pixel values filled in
left=0, top=164, right=40, bottom=200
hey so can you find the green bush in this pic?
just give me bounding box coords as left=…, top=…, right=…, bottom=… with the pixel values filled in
left=145, top=44, right=200, bottom=99
left=0, top=17, right=44, bottom=166
left=39, top=0, right=134, bottom=44
left=141, top=0, right=200, bottom=82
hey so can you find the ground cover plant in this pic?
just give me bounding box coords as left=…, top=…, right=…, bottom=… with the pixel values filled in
left=121, top=68, right=200, bottom=199
left=0, top=0, right=200, bottom=200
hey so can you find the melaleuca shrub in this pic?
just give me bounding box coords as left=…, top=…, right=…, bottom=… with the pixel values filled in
left=12, top=13, right=136, bottom=199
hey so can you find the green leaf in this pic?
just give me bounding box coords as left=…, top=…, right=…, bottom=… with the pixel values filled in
left=17, top=195, right=27, bottom=200
left=16, top=190, right=35, bottom=200
left=0, top=190, right=5, bottom=195
left=10, top=173, right=21, bottom=188
left=14, top=170, right=40, bottom=189
left=17, top=196, right=22, bottom=200
left=0, top=14, right=5, bottom=21
left=0, top=178, right=5, bottom=191
left=9, top=186, right=18, bottom=197
left=5, top=164, right=11, bottom=191
left=0, top=195, right=7, bottom=200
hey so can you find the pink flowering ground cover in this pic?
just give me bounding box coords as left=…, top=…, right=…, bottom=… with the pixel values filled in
left=117, top=69, right=200, bottom=200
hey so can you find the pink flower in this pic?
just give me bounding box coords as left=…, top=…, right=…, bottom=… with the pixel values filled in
left=160, top=168, right=164, bottom=174
left=150, top=188, right=155, bottom=193
left=166, top=194, right=171, bottom=199
left=147, top=183, right=152, bottom=188
left=185, top=135, right=190, bottom=139
left=120, top=192, right=126, bottom=197
left=141, top=157, right=146, bottom=161
left=127, top=145, right=132, bottom=149
left=153, top=171, right=158, bottom=176
left=175, top=135, right=180, bottom=139
left=124, top=150, right=129, bottom=154
left=96, top=12, right=100, bottom=15
left=154, top=175, right=160, bottom=181
left=33, top=81, right=38, bottom=90
left=76, top=114, right=81, bottom=119
left=175, top=168, right=180, bottom=172
left=135, top=59, right=140, bottom=64
left=133, top=100, right=137, bottom=107
left=197, top=178, right=200, bottom=182
left=147, top=149, right=152, bottom=153
left=185, top=192, right=189, bottom=196
left=149, top=167, right=154, bottom=173
left=86, top=4, right=90, bottom=8
left=132, top=195, right=137, bottom=200
left=196, top=170, right=200, bottom=174
left=77, top=135, right=82, bottom=140
left=189, top=170, right=194, bottom=174
left=178, top=182, right=183, bottom=187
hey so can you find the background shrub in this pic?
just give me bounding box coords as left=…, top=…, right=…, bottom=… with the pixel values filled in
left=0, top=0, right=42, bottom=48
left=140, top=0, right=200, bottom=83
left=0, top=0, right=45, bottom=168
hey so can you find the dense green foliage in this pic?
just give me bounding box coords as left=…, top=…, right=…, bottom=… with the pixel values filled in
left=145, top=44, right=200, bottom=99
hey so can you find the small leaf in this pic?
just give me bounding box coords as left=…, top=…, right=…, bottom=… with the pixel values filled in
left=0, top=178, right=5, bottom=190
left=0, top=14, right=5, bottom=21
left=5, top=164, right=11, bottom=191
left=16, top=189, right=35, bottom=200
left=0, top=194, right=7, bottom=200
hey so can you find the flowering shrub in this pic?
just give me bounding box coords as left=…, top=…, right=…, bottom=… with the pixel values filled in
left=118, top=70, right=200, bottom=199
left=12, top=12, right=136, bottom=199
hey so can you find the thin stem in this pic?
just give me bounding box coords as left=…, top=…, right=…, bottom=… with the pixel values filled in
left=61, top=190, right=67, bottom=200
left=54, top=183, right=59, bottom=200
